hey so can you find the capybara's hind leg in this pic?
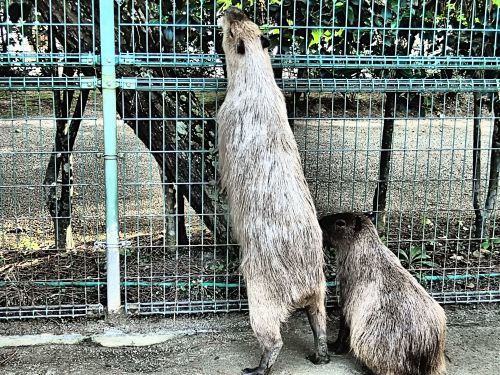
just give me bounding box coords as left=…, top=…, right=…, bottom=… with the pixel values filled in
left=328, top=314, right=351, bottom=354
left=305, top=292, right=330, bottom=365
left=242, top=306, right=283, bottom=375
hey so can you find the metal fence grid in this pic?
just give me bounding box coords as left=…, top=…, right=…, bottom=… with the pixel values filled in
left=0, top=87, right=105, bottom=318
left=0, top=0, right=499, bottom=319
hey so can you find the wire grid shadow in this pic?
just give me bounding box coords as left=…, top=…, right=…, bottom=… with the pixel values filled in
left=0, top=0, right=499, bottom=318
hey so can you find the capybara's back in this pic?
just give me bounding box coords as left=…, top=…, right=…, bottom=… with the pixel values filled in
left=216, top=7, right=329, bottom=375
left=321, top=212, right=447, bottom=375
left=350, top=265, right=447, bottom=375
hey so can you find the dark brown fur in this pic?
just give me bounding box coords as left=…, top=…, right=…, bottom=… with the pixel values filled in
left=320, top=212, right=447, bottom=375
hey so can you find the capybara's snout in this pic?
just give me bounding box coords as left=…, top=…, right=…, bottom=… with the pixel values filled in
left=319, top=213, right=347, bottom=234
left=223, top=6, right=248, bottom=23
left=334, top=218, right=346, bottom=229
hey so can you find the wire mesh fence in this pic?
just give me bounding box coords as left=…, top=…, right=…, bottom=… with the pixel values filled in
left=0, top=0, right=499, bottom=319
left=0, top=86, right=105, bottom=318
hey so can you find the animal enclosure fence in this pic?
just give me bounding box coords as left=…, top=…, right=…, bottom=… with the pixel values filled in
left=0, top=0, right=499, bottom=319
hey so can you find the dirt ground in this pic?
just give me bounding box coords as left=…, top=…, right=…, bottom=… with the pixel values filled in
left=0, top=305, right=499, bottom=375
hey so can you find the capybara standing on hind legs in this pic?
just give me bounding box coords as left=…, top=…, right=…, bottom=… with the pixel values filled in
left=320, top=212, right=447, bottom=375
left=217, top=7, right=330, bottom=375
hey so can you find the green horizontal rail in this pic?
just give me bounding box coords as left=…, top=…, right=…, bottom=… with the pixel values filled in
left=115, top=22, right=495, bottom=33
left=117, top=53, right=500, bottom=70
left=0, top=77, right=98, bottom=90
left=117, top=78, right=500, bottom=93
left=4, top=53, right=496, bottom=69
left=2, top=20, right=494, bottom=35
left=1, top=77, right=498, bottom=93
left=0, top=273, right=498, bottom=289
left=0, top=53, right=97, bottom=66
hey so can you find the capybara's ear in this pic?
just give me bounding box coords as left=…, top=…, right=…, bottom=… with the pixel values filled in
left=363, top=211, right=376, bottom=223
left=237, top=39, right=245, bottom=54
left=261, top=35, right=270, bottom=49
left=318, top=216, right=331, bottom=231
left=354, top=215, right=363, bottom=232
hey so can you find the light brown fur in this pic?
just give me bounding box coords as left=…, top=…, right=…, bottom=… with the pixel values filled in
left=320, top=212, right=447, bottom=375
left=217, top=7, right=329, bottom=375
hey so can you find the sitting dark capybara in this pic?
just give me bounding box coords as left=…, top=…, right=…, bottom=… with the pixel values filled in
left=216, top=7, right=330, bottom=375
left=320, top=212, right=447, bottom=375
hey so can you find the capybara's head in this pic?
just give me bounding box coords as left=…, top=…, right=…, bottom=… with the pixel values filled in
left=319, top=212, right=374, bottom=248
left=221, top=6, right=270, bottom=58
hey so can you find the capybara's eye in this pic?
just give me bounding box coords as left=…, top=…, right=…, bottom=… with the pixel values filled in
left=229, top=30, right=234, bottom=38
left=237, top=40, right=245, bottom=54
left=335, top=219, right=346, bottom=228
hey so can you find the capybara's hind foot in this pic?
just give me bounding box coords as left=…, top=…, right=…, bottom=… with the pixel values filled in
left=241, top=366, right=269, bottom=375
left=306, top=353, right=331, bottom=365
left=328, top=338, right=350, bottom=354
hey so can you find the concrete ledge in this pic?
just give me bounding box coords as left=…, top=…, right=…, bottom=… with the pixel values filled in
left=0, top=329, right=215, bottom=348
left=90, top=329, right=203, bottom=347
left=0, top=333, right=86, bottom=347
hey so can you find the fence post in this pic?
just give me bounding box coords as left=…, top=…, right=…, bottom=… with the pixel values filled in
left=99, top=0, right=121, bottom=315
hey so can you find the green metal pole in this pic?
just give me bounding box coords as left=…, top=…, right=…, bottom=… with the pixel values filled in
left=99, top=0, right=121, bottom=315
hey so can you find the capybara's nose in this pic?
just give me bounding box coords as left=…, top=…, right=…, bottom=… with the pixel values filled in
left=224, top=6, right=241, bottom=16
left=224, top=6, right=247, bottom=21
left=335, top=219, right=346, bottom=228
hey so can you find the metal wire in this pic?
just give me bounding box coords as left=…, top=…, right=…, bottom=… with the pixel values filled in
left=6, top=77, right=496, bottom=93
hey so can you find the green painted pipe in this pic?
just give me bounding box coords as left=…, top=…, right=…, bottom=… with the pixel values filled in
left=0, top=273, right=498, bottom=289
left=423, top=273, right=500, bottom=281
left=99, top=0, right=121, bottom=314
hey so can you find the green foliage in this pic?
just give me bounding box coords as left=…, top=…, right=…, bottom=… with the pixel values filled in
left=18, top=236, right=40, bottom=251
left=422, top=217, right=434, bottom=227
left=205, top=259, right=226, bottom=273
left=398, top=245, right=439, bottom=270
left=176, top=121, right=188, bottom=136
left=217, top=0, right=238, bottom=11
left=132, top=0, right=498, bottom=81
left=4, top=0, right=497, bottom=78
left=119, top=246, right=132, bottom=256
left=480, top=237, right=500, bottom=250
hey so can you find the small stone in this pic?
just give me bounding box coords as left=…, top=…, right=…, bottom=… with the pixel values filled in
left=8, top=226, right=25, bottom=233
left=473, top=249, right=491, bottom=258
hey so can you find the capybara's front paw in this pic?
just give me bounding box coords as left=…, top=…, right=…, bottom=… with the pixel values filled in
left=241, top=366, right=269, bottom=375
left=306, top=353, right=331, bottom=365
left=328, top=339, right=350, bottom=354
